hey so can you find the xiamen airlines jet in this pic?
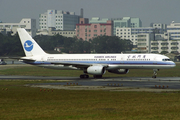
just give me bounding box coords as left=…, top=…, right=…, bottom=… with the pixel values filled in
left=17, top=28, right=176, bottom=78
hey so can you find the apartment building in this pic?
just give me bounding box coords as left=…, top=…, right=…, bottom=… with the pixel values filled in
left=76, top=17, right=112, bottom=41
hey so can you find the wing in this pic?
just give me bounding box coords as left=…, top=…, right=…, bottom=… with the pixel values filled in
left=50, top=61, right=108, bottom=68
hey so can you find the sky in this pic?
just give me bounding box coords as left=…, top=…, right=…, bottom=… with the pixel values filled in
left=0, top=0, right=180, bottom=27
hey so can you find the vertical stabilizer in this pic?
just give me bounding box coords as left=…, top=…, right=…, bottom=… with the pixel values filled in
left=17, top=28, right=47, bottom=57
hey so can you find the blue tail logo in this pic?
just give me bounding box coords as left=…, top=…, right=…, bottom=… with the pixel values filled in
left=24, top=40, right=33, bottom=52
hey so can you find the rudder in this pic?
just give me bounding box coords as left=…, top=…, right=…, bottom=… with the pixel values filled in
left=17, top=28, right=46, bottom=57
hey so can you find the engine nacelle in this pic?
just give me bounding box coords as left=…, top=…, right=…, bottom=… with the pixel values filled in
left=87, top=66, right=106, bottom=75
left=108, top=69, right=129, bottom=74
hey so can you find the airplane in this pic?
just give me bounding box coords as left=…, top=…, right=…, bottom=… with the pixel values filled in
left=17, top=28, right=176, bottom=78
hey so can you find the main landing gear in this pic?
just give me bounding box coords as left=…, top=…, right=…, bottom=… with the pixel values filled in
left=79, top=74, right=103, bottom=79
left=80, top=70, right=103, bottom=79
left=80, top=74, right=89, bottom=78
left=152, top=69, right=159, bottom=78
left=93, top=75, right=102, bottom=78
left=79, top=74, right=102, bottom=78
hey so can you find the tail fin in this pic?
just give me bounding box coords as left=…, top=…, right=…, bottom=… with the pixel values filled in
left=17, top=28, right=47, bottom=57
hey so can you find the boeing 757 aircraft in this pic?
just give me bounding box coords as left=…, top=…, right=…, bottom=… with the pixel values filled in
left=17, top=28, right=176, bottom=78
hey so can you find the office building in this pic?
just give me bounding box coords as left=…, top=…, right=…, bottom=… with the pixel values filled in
left=113, top=17, right=142, bottom=35
left=39, top=9, right=80, bottom=31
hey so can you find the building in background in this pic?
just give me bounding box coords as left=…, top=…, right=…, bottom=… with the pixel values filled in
left=0, top=29, right=6, bottom=35
left=116, top=22, right=180, bottom=53
left=1, top=8, right=179, bottom=54
left=167, top=22, right=180, bottom=41
left=89, top=17, right=110, bottom=24
left=76, top=17, right=112, bottom=41
left=36, top=27, right=76, bottom=37
left=116, top=25, right=165, bottom=46
left=137, top=33, right=154, bottom=53
left=0, top=18, right=36, bottom=37
left=150, top=22, right=180, bottom=54
left=150, top=23, right=167, bottom=33
left=39, top=9, right=80, bottom=31
left=151, top=33, right=169, bottom=53
left=112, top=17, right=142, bottom=35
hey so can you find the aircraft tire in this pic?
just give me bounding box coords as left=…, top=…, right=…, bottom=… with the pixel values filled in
left=80, top=74, right=89, bottom=79
left=93, top=75, right=102, bottom=78
left=152, top=75, right=156, bottom=78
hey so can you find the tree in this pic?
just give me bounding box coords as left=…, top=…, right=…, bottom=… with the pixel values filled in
left=62, top=37, right=75, bottom=53
left=34, top=35, right=52, bottom=50
left=91, top=35, right=133, bottom=53
left=83, top=40, right=92, bottom=53
left=0, top=33, right=24, bottom=56
left=0, top=33, right=133, bottom=56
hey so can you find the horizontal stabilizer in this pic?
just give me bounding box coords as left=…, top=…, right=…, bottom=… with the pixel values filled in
left=20, top=57, right=36, bottom=62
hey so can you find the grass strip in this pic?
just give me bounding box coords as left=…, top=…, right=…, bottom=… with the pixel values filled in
left=0, top=80, right=180, bottom=120
left=0, top=63, right=180, bottom=77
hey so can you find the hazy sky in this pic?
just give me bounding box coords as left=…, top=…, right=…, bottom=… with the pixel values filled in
left=0, top=0, right=180, bottom=27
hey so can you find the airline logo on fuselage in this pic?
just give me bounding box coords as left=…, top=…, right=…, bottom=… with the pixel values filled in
left=94, top=56, right=116, bottom=58
left=24, top=40, right=33, bottom=52
left=128, top=55, right=146, bottom=59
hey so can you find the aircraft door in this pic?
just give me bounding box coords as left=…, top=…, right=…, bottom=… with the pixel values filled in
left=153, top=57, right=157, bottom=64
left=120, top=57, right=124, bottom=64
left=41, top=56, right=47, bottom=62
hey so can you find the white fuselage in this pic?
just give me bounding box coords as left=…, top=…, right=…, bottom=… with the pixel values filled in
left=23, top=53, right=176, bottom=70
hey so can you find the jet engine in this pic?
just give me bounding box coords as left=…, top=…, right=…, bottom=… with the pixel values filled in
left=87, top=66, right=106, bottom=75
left=108, top=69, right=129, bottom=74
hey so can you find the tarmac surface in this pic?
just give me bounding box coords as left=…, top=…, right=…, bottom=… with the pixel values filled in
left=1, top=75, right=180, bottom=92
left=1, top=64, right=180, bottom=92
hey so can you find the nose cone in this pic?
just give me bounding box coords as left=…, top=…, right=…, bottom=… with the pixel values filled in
left=170, top=61, right=176, bottom=68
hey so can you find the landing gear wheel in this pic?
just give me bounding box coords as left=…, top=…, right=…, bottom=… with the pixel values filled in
left=80, top=74, right=89, bottom=79
left=152, top=69, right=158, bottom=79
left=85, top=75, right=89, bottom=78
left=93, top=75, right=102, bottom=78
left=152, top=75, right=156, bottom=78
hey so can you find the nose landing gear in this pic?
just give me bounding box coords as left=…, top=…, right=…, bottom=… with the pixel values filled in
left=152, top=69, right=159, bottom=78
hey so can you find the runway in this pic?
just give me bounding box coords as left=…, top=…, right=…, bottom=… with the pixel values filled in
left=1, top=75, right=180, bottom=91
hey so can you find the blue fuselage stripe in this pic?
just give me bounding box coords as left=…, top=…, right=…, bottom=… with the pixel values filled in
left=24, top=60, right=175, bottom=66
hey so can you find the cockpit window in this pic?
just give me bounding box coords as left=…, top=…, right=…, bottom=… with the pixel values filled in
left=162, top=59, right=170, bottom=61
